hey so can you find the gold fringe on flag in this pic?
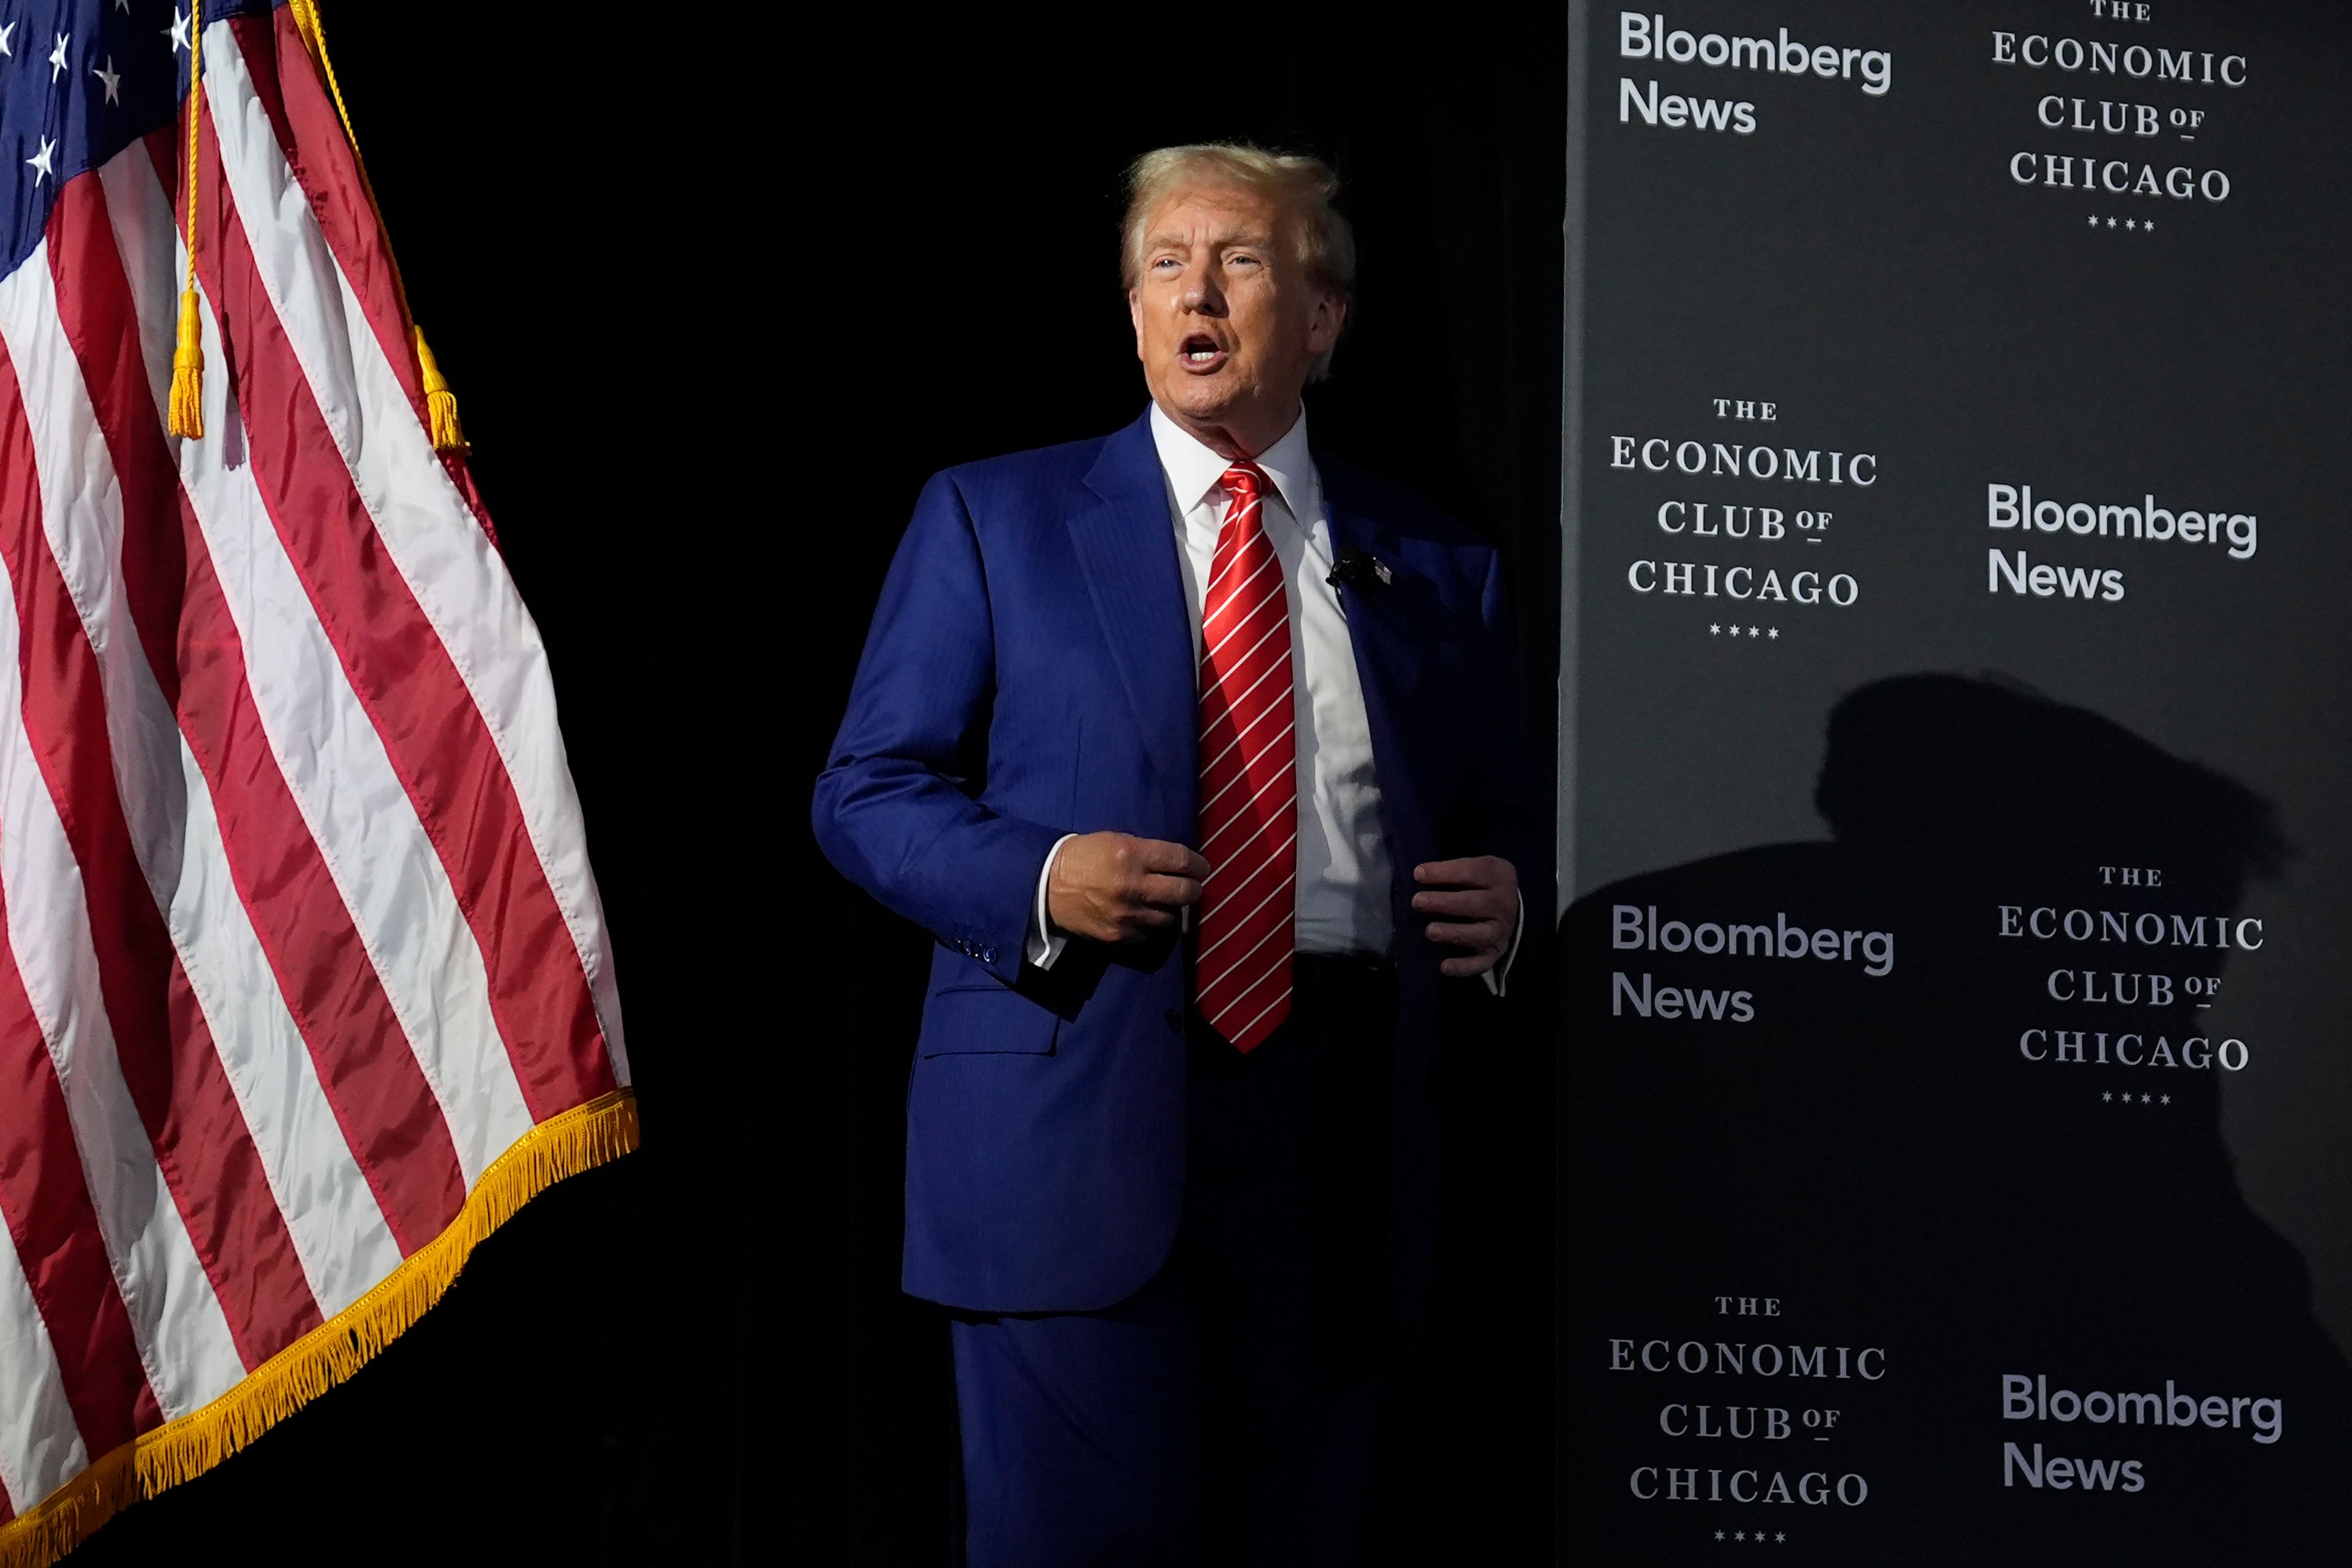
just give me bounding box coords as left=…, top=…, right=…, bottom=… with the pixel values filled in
left=0, top=1089, right=640, bottom=1568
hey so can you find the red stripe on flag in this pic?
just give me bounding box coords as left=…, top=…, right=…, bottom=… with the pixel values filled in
left=186, top=125, right=616, bottom=1121
left=0, top=342, right=323, bottom=1369
left=239, top=12, right=500, bottom=537
left=226, top=17, right=419, bottom=413
left=46, top=176, right=466, bottom=1254
left=0, top=873, right=156, bottom=1458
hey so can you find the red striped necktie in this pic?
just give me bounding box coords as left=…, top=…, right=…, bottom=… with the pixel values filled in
left=1193, top=463, right=1297, bottom=1053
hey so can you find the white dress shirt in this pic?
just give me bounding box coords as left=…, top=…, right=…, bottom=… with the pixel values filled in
left=1027, top=404, right=1517, bottom=992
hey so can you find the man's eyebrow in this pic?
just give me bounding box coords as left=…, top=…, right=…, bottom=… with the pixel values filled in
left=1141, top=225, right=1278, bottom=254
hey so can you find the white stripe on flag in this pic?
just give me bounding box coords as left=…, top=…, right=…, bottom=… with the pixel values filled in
left=96, top=149, right=533, bottom=1188
left=173, top=745, right=404, bottom=1315
left=0, top=1207, right=89, bottom=1512
left=208, top=25, right=627, bottom=1082
left=0, top=239, right=401, bottom=1317
left=0, top=486, right=241, bottom=1419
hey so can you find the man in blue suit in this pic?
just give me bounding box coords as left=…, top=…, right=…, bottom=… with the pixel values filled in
left=814, top=143, right=1542, bottom=1566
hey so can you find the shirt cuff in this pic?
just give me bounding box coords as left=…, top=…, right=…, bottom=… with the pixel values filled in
left=1025, top=834, right=1079, bottom=970
left=1482, top=889, right=1525, bottom=998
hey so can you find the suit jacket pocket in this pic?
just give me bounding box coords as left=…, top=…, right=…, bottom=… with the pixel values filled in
left=918, top=983, right=1060, bottom=1057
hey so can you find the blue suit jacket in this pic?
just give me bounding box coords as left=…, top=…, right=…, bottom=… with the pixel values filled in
left=813, top=410, right=1543, bottom=1316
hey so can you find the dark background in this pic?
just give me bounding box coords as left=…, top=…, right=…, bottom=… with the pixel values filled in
left=66, top=6, right=1569, bottom=1564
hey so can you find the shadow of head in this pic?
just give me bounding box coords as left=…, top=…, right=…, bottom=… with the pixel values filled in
left=1813, top=673, right=2285, bottom=907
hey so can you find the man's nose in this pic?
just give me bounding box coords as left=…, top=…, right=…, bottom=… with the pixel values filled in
left=1180, top=269, right=1228, bottom=315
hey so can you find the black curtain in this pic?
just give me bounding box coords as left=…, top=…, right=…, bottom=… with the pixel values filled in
left=796, top=12, right=1569, bottom=1562
left=68, top=8, right=1564, bottom=1564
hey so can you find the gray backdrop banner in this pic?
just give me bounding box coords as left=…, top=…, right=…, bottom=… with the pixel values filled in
left=1558, top=4, right=2352, bottom=1561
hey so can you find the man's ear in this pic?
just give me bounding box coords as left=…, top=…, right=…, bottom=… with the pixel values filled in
left=1127, top=289, right=1146, bottom=361
left=1307, top=293, right=1348, bottom=354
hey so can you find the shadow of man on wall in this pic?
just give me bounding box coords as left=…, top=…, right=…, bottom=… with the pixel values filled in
left=1561, top=672, right=2352, bottom=1566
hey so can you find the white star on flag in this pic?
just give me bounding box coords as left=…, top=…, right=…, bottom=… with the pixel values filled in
left=0, top=21, right=15, bottom=57
left=48, top=31, right=69, bottom=81
left=168, top=7, right=189, bottom=52
left=24, top=135, right=56, bottom=186
left=94, top=56, right=122, bottom=105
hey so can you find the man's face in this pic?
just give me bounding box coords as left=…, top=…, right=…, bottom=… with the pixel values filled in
left=1127, top=183, right=1344, bottom=454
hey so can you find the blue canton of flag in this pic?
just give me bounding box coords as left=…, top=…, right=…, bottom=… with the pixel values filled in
left=0, top=1, right=243, bottom=282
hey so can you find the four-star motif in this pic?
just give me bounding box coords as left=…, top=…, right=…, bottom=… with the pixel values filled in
left=5, top=20, right=168, bottom=179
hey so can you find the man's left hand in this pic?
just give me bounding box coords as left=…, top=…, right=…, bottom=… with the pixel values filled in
left=1411, top=856, right=1519, bottom=977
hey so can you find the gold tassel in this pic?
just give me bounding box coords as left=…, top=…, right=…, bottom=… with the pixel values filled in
left=412, top=325, right=467, bottom=453
left=171, top=0, right=205, bottom=441
left=166, top=287, right=205, bottom=439
left=291, top=3, right=471, bottom=459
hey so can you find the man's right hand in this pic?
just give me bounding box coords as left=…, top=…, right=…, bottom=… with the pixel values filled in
left=1046, top=832, right=1210, bottom=945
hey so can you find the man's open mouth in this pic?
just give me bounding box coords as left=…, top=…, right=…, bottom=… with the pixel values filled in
left=1180, top=333, right=1227, bottom=368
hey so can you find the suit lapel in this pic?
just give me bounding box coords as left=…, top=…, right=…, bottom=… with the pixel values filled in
left=1071, top=413, right=1196, bottom=818
left=1322, top=466, right=1436, bottom=864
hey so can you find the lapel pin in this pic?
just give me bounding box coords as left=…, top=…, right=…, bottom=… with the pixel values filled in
left=1327, top=549, right=1392, bottom=591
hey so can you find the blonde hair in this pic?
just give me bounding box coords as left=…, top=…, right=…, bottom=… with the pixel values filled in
left=1121, top=143, right=1356, bottom=379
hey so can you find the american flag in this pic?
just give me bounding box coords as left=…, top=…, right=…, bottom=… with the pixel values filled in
left=0, top=1, right=630, bottom=1556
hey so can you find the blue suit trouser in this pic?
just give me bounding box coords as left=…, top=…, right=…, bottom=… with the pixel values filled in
left=949, top=955, right=1400, bottom=1568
